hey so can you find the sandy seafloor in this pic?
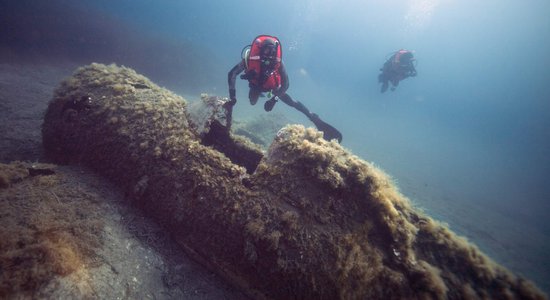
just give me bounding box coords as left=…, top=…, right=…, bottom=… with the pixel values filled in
left=1, top=60, right=548, bottom=297
left=0, top=61, right=249, bottom=299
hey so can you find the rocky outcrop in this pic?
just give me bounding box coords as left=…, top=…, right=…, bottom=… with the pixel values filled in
left=42, top=63, right=545, bottom=299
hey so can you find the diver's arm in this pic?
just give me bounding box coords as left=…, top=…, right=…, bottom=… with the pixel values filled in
left=228, top=61, right=245, bottom=101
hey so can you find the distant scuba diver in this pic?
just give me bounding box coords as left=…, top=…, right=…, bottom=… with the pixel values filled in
left=227, top=34, right=342, bottom=143
left=378, top=49, right=417, bottom=93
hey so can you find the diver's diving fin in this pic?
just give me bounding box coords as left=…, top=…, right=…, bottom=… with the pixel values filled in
left=309, top=113, right=343, bottom=143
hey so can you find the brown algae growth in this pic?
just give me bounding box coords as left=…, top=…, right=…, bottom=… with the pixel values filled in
left=41, top=63, right=546, bottom=299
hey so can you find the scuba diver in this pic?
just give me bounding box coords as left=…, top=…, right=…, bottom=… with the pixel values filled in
left=227, top=35, right=342, bottom=143
left=378, top=49, right=417, bottom=93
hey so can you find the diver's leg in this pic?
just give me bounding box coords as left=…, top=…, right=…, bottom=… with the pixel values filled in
left=264, top=96, right=278, bottom=112
left=393, top=79, right=400, bottom=87
left=390, top=78, right=399, bottom=91
left=381, top=80, right=389, bottom=93
left=278, top=94, right=313, bottom=119
left=278, top=93, right=342, bottom=142
left=379, top=72, right=389, bottom=93
left=249, top=87, right=261, bottom=105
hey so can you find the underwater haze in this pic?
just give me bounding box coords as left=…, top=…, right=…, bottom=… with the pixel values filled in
left=2, top=0, right=549, bottom=294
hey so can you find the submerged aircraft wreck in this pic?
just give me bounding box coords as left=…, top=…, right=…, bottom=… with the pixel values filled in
left=41, top=63, right=544, bottom=299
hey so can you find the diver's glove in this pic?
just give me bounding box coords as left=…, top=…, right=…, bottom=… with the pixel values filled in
left=227, top=89, right=237, bottom=107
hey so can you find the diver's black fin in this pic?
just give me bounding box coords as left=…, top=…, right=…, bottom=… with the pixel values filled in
left=310, top=114, right=343, bottom=143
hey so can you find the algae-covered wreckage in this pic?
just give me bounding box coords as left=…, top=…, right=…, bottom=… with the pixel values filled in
left=41, top=63, right=545, bottom=299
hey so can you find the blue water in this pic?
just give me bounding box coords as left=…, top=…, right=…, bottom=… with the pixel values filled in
left=3, top=0, right=549, bottom=293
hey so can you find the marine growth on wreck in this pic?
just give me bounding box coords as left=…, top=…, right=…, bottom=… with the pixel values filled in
left=40, top=63, right=545, bottom=299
